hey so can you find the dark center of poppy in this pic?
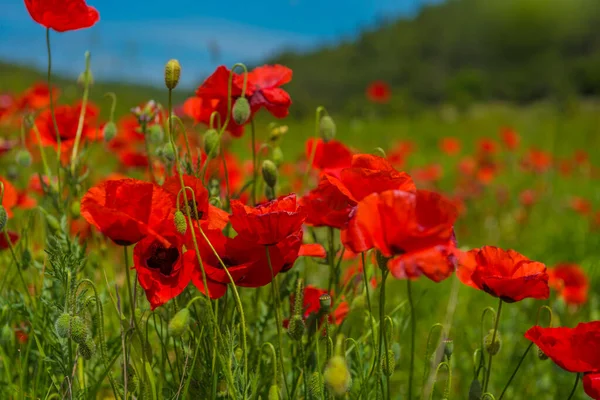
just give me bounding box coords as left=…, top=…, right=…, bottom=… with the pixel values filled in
left=147, top=245, right=180, bottom=276
left=185, top=200, right=204, bottom=220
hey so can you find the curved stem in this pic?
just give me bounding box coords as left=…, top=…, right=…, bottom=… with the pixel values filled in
left=484, top=299, right=504, bottom=392
left=250, top=118, right=258, bottom=205
left=566, top=373, right=580, bottom=400
left=70, top=51, right=91, bottom=173
left=407, top=279, right=416, bottom=400
left=498, top=342, right=533, bottom=400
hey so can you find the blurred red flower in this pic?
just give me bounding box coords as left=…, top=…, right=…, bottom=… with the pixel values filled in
left=134, top=222, right=194, bottom=309
left=229, top=194, right=306, bottom=246
left=548, top=263, right=589, bottom=305
left=439, top=137, right=461, bottom=155
left=523, top=148, right=552, bottom=173
left=366, top=81, right=391, bottom=104
left=519, top=189, right=536, bottom=207
left=525, top=322, right=600, bottom=399
left=0, top=177, right=18, bottom=217
left=0, top=231, right=19, bottom=250
left=500, top=127, right=520, bottom=150
left=477, top=138, right=498, bottom=155
left=569, top=197, right=592, bottom=215
left=11, top=83, right=59, bottom=114
left=305, top=138, right=353, bottom=174
left=25, top=0, right=99, bottom=32
left=301, top=177, right=356, bottom=228
left=81, top=178, right=172, bottom=246
left=457, top=246, right=549, bottom=302
left=289, top=286, right=349, bottom=326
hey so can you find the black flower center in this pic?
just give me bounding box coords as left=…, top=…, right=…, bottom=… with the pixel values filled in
left=147, top=246, right=180, bottom=276
left=185, top=200, right=204, bottom=220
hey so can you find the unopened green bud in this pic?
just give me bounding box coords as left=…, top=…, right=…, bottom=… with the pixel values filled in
left=381, top=349, right=396, bottom=377
left=103, top=121, right=118, bottom=143
left=287, top=315, right=305, bottom=341
left=261, top=160, right=278, bottom=188
left=164, top=59, right=181, bottom=90
left=78, top=337, right=96, bottom=360
left=268, top=384, right=280, bottom=400
left=265, top=185, right=275, bottom=201
left=232, top=97, right=251, bottom=125
left=55, top=313, right=72, bottom=338
left=351, top=294, right=366, bottom=310
left=21, top=249, right=32, bottom=270
left=160, top=142, right=176, bottom=162
left=324, top=356, right=351, bottom=396
left=309, top=372, right=323, bottom=398
left=174, top=210, right=187, bottom=234
left=168, top=308, right=191, bottom=337
left=319, top=294, right=331, bottom=314
left=78, top=70, right=94, bottom=86
left=373, top=147, right=387, bottom=158
left=71, top=201, right=81, bottom=218
left=148, top=124, right=164, bottom=144
left=15, top=150, right=32, bottom=167
left=484, top=329, right=501, bottom=356
left=0, top=206, right=7, bottom=231
left=319, top=115, right=336, bottom=142
left=203, top=129, right=220, bottom=158
left=216, top=379, right=228, bottom=397
left=70, top=316, right=90, bottom=344
left=234, top=347, right=243, bottom=364
left=208, top=178, right=220, bottom=197
left=469, top=379, right=483, bottom=400
left=292, top=279, right=305, bottom=316
left=272, top=146, right=284, bottom=167
left=538, top=346, right=548, bottom=361
left=128, top=367, right=140, bottom=393
left=443, top=338, right=454, bottom=360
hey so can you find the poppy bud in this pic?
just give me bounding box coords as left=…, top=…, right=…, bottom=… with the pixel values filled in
left=309, top=372, right=323, bottom=398
left=292, top=279, right=304, bottom=316
left=168, top=308, right=191, bottom=337
left=324, top=355, right=351, bottom=396
left=164, top=59, right=181, bottom=90
left=71, top=201, right=81, bottom=218
left=468, top=378, right=483, bottom=400
left=319, top=115, right=336, bottom=142
left=0, top=206, right=7, bottom=231
left=78, top=337, right=96, bottom=360
left=217, top=379, right=228, bottom=397
left=261, top=160, right=278, bottom=188
left=203, top=129, right=220, bottom=158
left=319, top=294, right=331, bottom=314
left=233, top=97, right=251, bottom=125
left=128, top=367, right=140, bottom=393
left=208, top=178, right=221, bottom=198
left=537, top=346, right=548, bottom=361
left=287, top=315, right=305, bottom=341
left=174, top=210, right=187, bottom=234
left=234, top=347, right=244, bottom=364
left=15, top=150, right=32, bottom=167
left=443, top=338, right=454, bottom=360
left=381, top=349, right=396, bottom=377
left=148, top=124, right=164, bottom=144
left=21, top=249, right=32, bottom=270
left=77, top=70, right=94, bottom=86
left=160, top=142, right=176, bottom=162
left=373, top=147, right=387, bottom=158
left=70, top=316, right=90, bottom=344
left=484, top=329, right=501, bottom=355
left=265, top=185, right=275, bottom=201
left=268, top=384, right=281, bottom=400
left=272, top=146, right=284, bottom=167
left=102, top=121, right=118, bottom=143
left=55, top=313, right=72, bottom=338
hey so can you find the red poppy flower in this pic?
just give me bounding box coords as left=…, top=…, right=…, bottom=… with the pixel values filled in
left=457, top=246, right=549, bottom=302
left=439, top=137, right=461, bottom=155
left=387, top=141, right=415, bottom=168
left=118, top=150, right=149, bottom=168
left=477, top=138, right=498, bottom=155
left=133, top=222, right=194, bottom=309
left=387, top=241, right=458, bottom=282
left=411, top=164, right=443, bottom=183
left=301, top=177, right=356, bottom=229
left=522, top=148, right=552, bottom=173
left=162, top=175, right=229, bottom=231
left=0, top=231, right=19, bottom=250
left=525, top=322, right=600, bottom=400
left=366, top=81, right=391, bottom=104
left=0, top=177, right=18, bottom=217
left=30, top=102, right=99, bottom=152
left=299, top=243, right=326, bottom=258
left=289, top=286, right=349, bottom=326
left=548, top=263, right=589, bottom=305
left=519, top=189, right=536, bottom=207
left=305, top=138, right=353, bottom=174
left=569, top=197, right=592, bottom=215
left=81, top=178, right=172, bottom=246
left=25, top=0, right=99, bottom=32
left=12, top=83, right=59, bottom=113
left=229, top=194, right=306, bottom=246
left=574, top=150, right=589, bottom=166
left=246, top=64, right=293, bottom=118
left=500, top=127, right=520, bottom=150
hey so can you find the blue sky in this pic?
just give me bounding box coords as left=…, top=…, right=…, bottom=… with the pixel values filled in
left=0, top=0, right=431, bottom=88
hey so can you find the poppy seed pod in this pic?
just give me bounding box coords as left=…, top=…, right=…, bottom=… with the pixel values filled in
left=261, top=160, right=278, bottom=188
left=381, top=349, right=396, bottom=377
left=443, top=338, right=454, bottom=360
left=15, top=150, right=32, bottom=167
left=309, top=372, right=323, bottom=398
left=484, top=329, right=501, bottom=355
left=78, top=337, right=96, bottom=360
left=287, top=314, right=305, bottom=341
left=319, top=115, right=336, bottom=142
left=55, top=313, right=72, bottom=338
left=164, top=59, right=181, bottom=90
left=203, top=129, right=220, bottom=158
left=324, top=355, right=352, bottom=396
left=232, top=97, right=251, bottom=125
left=319, top=294, right=331, bottom=314
left=0, top=206, right=7, bottom=231
left=69, top=316, right=90, bottom=344
left=102, top=121, right=118, bottom=143
left=174, top=210, right=187, bottom=234
left=268, top=384, right=281, bottom=400
left=168, top=308, right=191, bottom=337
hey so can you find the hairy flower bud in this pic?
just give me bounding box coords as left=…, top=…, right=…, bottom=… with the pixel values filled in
left=319, top=115, right=336, bottom=142
left=70, top=316, right=90, bottom=344
left=324, top=356, right=351, bottom=396
left=128, top=367, right=140, bottom=393
left=268, top=384, right=281, bottom=400
left=381, top=349, right=396, bottom=377
left=287, top=315, right=305, bottom=341
left=71, top=201, right=81, bottom=218
left=148, top=124, right=164, bottom=144
left=55, top=313, right=72, bottom=338
left=78, top=70, right=94, bottom=86
left=168, top=308, right=191, bottom=337
left=78, top=337, right=96, bottom=360
left=469, top=379, right=483, bottom=400
left=174, top=210, right=187, bottom=234
left=484, top=329, right=501, bottom=356
left=309, top=372, right=323, bottom=398
left=15, top=149, right=32, bottom=167
left=261, top=160, right=278, bottom=188
left=232, top=97, right=251, bottom=125
left=271, top=146, right=284, bottom=167
left=103, top=121, right=118, bottom=143
left=164, top=59, right=182, bottom=90
left=0, top=206, right=7, bottom=231
left=160, top=142, right=176, bottom=162
left=264, top=185, right=275, bottom=201
left=203, top=129, right=220, bottom=158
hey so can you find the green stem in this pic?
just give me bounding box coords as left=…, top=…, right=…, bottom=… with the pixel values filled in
left=250, top=118, right=258, bottom=205
left=498, top=342, right=533, bottom=400
left=362, top=252, right=377, bottom=379
left=484, top=299, right=504, bottom=392
left=566, top=373, right=580, bottom=400
left=378, top=269, right=389, bottom=399
left=3, top=229, right=34, bottom=306
left=266, top=246, right=290, bottom=399
left=407, top=279, right=416, bottom=400
left=123, top=247, right=147, bottom=367
left=30, top=123, right=52, bottom=179
left=45, top=28, right=62, bottom=198
left=301, top=106, right=326, bottom=192
left=141, top=121, right=156, bottom=182
left=70, top=51, right=92, bottom=173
